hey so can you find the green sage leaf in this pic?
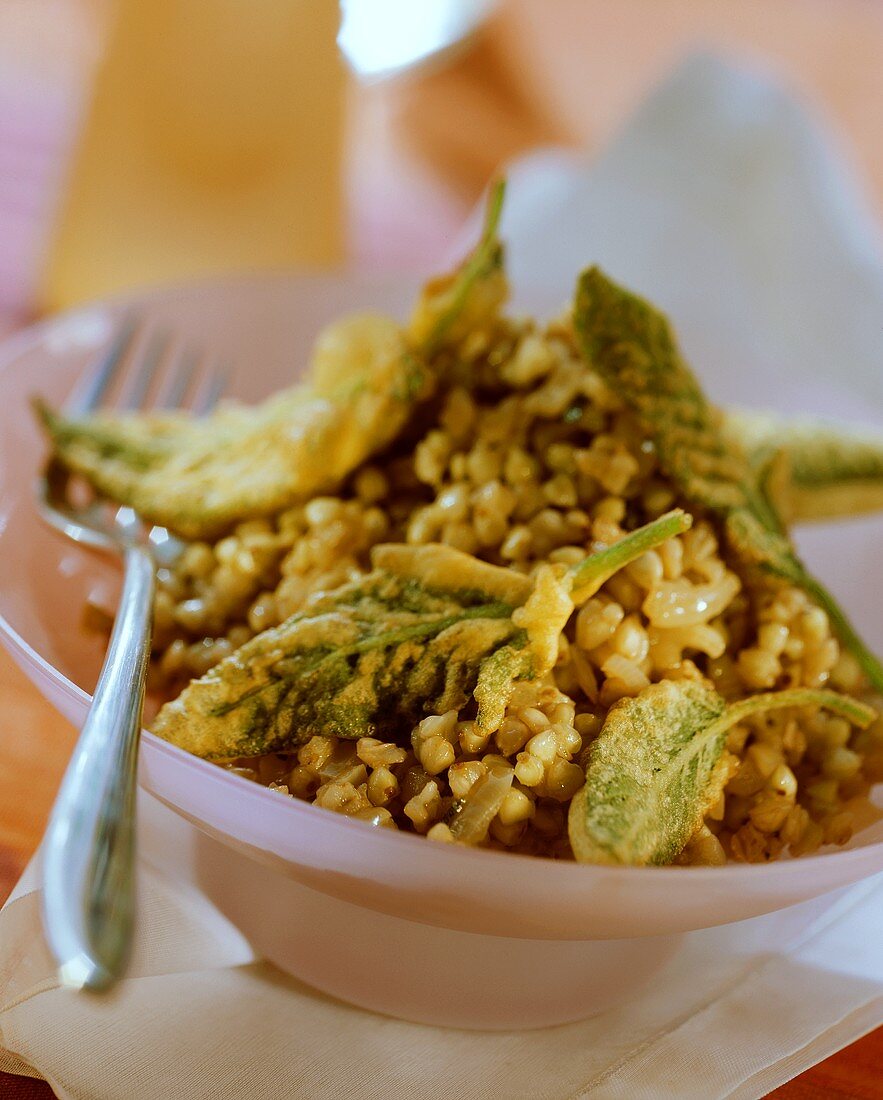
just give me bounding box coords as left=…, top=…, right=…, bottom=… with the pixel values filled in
left=725, top=408, right=883, bottom=523
left=568, top=681, right=876, bottom=867
left=574, top=266, right=883, bottom=692
left=153, top=513, right=689, bottom=758
left=36, top=314, right=426, bottom=540
left=408, top=179, right=507, bottom=356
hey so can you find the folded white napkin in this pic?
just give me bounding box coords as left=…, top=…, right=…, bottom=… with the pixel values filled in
left=2, top=52, right=883, bottom=1099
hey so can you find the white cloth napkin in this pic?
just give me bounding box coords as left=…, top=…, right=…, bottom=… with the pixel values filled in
left=2, top=52, right=883, bottom=1099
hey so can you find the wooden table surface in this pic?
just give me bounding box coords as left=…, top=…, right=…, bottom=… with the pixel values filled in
left=2, top=1, right=882, bottom=1096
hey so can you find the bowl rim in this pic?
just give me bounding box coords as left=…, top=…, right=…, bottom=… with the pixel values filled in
left=2, top=276, right=882, bottom=889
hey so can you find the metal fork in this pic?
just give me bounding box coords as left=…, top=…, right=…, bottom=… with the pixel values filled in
left=37, top=316, right=226, bottom=992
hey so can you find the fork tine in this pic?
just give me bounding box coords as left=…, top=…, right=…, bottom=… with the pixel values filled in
left=67, top=314, right=139, bottom=415
left=157, top=345, right=199, bottom=409
left=191, top=357, right=231, bottom=416
left=119, top=329, right=169, bottom=411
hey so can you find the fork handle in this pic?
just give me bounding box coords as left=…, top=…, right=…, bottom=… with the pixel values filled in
left=41, top=545, right=155, bottom=991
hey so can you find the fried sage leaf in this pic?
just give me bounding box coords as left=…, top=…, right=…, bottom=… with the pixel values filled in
left=724, top=408, right=883, bottom=523
left=408, top=179, right=507, bottom=356
left=568, top=682, right=876, bottom=867
left=153, top=511, right=690, bottom=759
left=37, top=314, right=427, bottom=539
left=36, top=185, right=508, bottom=540
left=574, top=266, right=883, bottom=692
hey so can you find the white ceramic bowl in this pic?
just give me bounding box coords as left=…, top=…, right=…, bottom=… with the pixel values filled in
left=2, top=275, right=883, bottom=1029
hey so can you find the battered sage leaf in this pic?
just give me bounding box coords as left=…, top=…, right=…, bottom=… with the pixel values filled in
left=574, top=266, right=883, bottom=692
left=568, top=682, right=876, bottom=867
left=153, top=511, right=691, bottom=759
left=36, top=314, right=427, bottom=539
left=724, top=408, right=883, bottom=523
left=408, top=179, right=507, bottom=356
left=37, top=184, right=508, bottom=540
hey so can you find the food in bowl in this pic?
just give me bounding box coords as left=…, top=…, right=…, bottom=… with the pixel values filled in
left=38, top=183, right=883, bottom=866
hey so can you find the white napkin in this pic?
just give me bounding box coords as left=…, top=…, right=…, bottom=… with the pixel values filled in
left=3, top=52, right=883, bottom=1099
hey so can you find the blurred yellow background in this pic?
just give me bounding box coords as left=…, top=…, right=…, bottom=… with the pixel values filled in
left=43, top=0, right=345, bottom=307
